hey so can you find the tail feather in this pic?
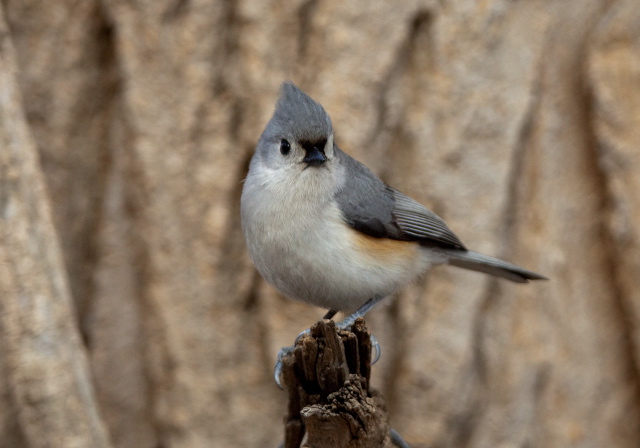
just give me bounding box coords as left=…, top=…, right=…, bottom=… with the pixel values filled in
left=435, top=249, right=548, bottom=283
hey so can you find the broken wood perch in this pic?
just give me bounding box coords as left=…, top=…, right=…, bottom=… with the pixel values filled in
left=280, top=318, right=394, bottom=448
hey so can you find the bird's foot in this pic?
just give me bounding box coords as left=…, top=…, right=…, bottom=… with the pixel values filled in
left=336, top=314, right=381, bottom=365
left=335, top=319, right=381, bottom=365
left=274, top=345, right=292, bottom=389
left=274, top=320, right=380, bottom=388
left=274, top=328, right=311, bottom=388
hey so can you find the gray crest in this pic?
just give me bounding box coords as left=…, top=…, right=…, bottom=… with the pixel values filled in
left=271, top=81, right=333, bottom=143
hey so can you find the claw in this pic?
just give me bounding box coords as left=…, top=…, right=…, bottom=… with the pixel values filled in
left=275, top=329, right=313, bottom=388
left=337, top=317, right=382, bottom=365
left=274, top=359, right=283, bottom=389
left=370, top=333, right=381, bottom=365
left=274, top=345, right=294, bottom=389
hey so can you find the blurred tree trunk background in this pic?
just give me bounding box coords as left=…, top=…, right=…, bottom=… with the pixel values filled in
left=1, top=0, right=639, bottom=447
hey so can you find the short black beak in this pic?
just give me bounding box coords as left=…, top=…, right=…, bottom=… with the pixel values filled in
left=303, top=146, right=327, bottom=167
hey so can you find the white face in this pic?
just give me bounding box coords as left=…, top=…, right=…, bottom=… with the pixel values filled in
left=280, top=134, right=334, bottom=166
left=246, top=131, right=341, bottom=211
left=259, top=132, right=335, bottom=172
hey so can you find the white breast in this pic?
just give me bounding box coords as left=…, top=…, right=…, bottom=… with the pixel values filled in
left=241, top=162, right=436, bottom=311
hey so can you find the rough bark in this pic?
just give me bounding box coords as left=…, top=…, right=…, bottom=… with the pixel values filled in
left=1, top=0, right=640, bottom=447
left=0, top=6, right=112, bottom=448
left=280, top=319, right=391, bottom=448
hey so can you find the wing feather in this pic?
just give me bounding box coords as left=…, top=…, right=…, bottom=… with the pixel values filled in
left=333, top=148, right=465, bottom=250
left=392, top=190, right=466, bottom=249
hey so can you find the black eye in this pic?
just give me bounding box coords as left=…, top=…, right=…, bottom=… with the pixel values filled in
left=280, top=139, right=291, bottom=155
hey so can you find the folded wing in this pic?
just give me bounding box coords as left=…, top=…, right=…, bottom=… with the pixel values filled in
left=333, top=148, right=465, bottom=250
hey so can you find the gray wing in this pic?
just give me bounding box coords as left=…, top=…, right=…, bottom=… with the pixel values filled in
left=333, top=148, right=466, bottom=250
left=391, top=190, right=466, bottom=249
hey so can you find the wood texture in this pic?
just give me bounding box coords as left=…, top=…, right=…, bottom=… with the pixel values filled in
left=281, top=319, right=390, bottom=448
left=0, top=7, right=112, bottom=447
left=1, top=0, right=640, bottom=447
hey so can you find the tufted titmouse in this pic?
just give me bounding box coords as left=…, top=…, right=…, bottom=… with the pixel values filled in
left=241, top=82, right=545, bottom=325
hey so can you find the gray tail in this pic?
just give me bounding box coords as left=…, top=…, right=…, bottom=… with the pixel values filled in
left=435, top=249, right=548, bottom=283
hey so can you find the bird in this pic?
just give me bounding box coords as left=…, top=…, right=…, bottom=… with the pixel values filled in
left=240, top=82, right=546, bottom=383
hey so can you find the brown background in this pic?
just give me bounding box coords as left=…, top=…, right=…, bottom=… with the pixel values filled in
left=1, top=0, right=640, bottom=447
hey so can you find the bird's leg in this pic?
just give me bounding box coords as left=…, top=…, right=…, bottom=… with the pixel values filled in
left=335, top=295, right=385, bottom=330
left=289, top=309, right=338, bottom=345
left=322, top=309, right=338, bottom=320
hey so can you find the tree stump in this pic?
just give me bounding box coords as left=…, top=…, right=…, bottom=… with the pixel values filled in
left=280, top=318, right=394, bottom=448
